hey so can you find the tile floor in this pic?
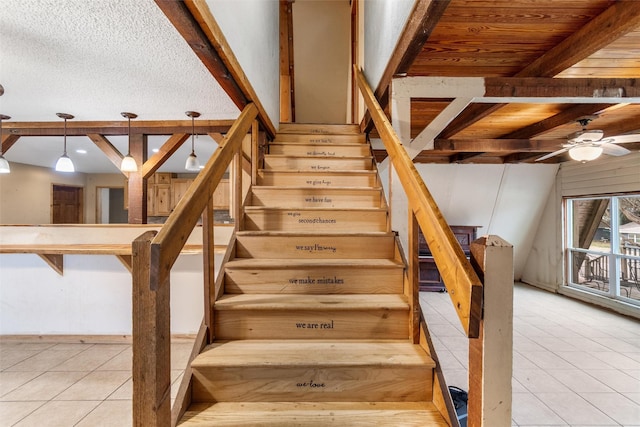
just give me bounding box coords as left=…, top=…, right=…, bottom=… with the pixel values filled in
left=421, top=282, right=640, bottom=427
left=0, top=282, right=638, bottom=426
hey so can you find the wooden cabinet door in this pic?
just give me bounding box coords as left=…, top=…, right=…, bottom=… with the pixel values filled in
left=154, top=184, right=172, bottom=216
left=171, top=179, right=193, bottom=210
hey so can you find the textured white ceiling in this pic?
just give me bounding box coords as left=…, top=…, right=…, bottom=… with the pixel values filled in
left=0, top=0, right=239, bottom=172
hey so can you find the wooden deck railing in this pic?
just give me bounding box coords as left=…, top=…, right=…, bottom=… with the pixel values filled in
left=355, top=66, right=513, bottom=427
left=132, top=103, right=258, bottom=426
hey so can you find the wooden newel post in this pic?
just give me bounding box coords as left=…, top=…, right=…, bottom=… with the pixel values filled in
left=468, top=235, right=513, bottom=427
left=132, top=230, right=171, bottom=427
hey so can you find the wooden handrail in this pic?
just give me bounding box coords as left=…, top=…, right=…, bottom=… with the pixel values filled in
left=354, top=66, right=482, bottom=338
left=133, top=103, right=258, bottom=427
left=149, top=103, right=258, bottom=289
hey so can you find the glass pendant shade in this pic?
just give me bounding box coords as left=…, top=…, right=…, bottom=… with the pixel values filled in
left=55, top=154, right=75, bottom=172
left=120, top=154, right=138, bottom=172
left=55, top=113, right=75, bottom=172
left=185, top=152, right=200, bottom=171
left=569, top=144, right=603, bottom=162
left=0, top=155, right=10, bottom=174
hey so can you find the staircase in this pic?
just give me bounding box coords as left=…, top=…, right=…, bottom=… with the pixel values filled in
left=178, top=123, right=449, bottom=426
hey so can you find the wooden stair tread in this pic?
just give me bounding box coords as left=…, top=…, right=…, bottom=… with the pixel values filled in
left=264, top=154, right=373, bottom=160
left=236, top=230, right=392, bottom=237
left=244, top=206, right=386, bottom=212
left=192, top=340, right=434, bottom=367
left=251, top=185, right=382, bottom=192
left=225, top=258, right=403, bottom=268
left=214, top=293, right=409, bottom=310
left=269, top=142, right=366, bottom=147
left=278, top=123, right=362, bottom=135
left=180, top=402, right=448, bottom=426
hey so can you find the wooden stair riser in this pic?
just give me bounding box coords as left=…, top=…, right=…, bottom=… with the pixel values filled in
left=191, top=366, right=432, bottom=403
left=235, top=234, right=396, bottom=259
left=257, top=170, right=378, bottom=188
left=263, top=156, right=373, bottom=171
left=224, top=263, right=403, bottom=294
left=179, top=402, right=449, bottom=426
left=250, top=188, right=383, bottom=208
left=273, top=133, right=366, bottom=144
left=214, top=308, right=408, bottom=340
left=278, top=123, right=362, bottom=135
left=244, top=209, right=388, bottom=232
left=268, top=143, right=370, bottom=157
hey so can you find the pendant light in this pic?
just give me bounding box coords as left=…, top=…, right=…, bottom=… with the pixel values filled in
left=55, top=113, right=75, bottom=172
left=120, top=112, right=138, bottom=172
left=0, top=114, right=10, bottom=173
left=185, top=111, right=201, bottom=171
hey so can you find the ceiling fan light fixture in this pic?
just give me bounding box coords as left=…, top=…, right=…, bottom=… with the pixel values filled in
left=185, top=111, right=201, bottom=172
left=55, top=113, right=75, bottom=172
left=569, top=144, right=603, bottom=162
left=0, top=114, right=10, bottom=174
left=120, top=112, right=138, bottom=173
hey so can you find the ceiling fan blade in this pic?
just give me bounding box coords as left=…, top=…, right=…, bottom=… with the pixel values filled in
left=607, top=134, right=640, bottom=144
left=601, top=143, right=631, bottom=156
left=535, top=147, right=570, bottom=161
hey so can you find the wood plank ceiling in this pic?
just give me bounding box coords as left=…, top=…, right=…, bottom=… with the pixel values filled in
left=378, top=0, right=640, bottom=164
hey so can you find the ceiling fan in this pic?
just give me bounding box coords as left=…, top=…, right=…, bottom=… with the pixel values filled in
left=536, top=118, right=639, bottom=162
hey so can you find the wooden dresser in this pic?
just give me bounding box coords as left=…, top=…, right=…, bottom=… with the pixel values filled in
left=418, top=225, right=478, bottom=292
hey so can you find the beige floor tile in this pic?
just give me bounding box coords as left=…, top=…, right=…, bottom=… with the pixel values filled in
left=536, top=392, right=616, bottom=425
left=0, top=342, right=56, bottom=352
left=50, top=347, right=126, bottom=372
left=513, top=369, right=570, bottom=393
left=0, top=371, right=87, bottom=401
left=0, top=371, right=42, bottom=397
left=13, top=400, right=100, bottom=427
left=0, top=401, right=44, bottom=426
left=54, top=370, right=131, bottom=401
left=520, top=351, right=576, bottom=371
left=0, top=350, right=42, bottom=370
left=625, top=392, right=640, bottom=405
left=5, top=349, right=85, bottom=372
left=548, top=369, right=613, bottom=393
left=584, top=369, right=640, bottom=393
left=107, top=377, right=132, bottom=400
left=49, top=343, right=95, bottom=351
left=555, top=351, right=615, bottom=370
left=511, top=392, right=567, bottom=426
left=96, top=347, right=132, bottom=371
left=579, top=392, right=640, bottom=425
left=75, top=400, right=132, bottom=427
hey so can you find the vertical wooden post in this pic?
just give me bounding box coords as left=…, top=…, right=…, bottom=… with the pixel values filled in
left=408, top=210, right=420, bottom=344
left=232, top=148, right=243, bottom=231
left=132, top=230, right=171, bottom=427
left=202, top=199, right=215, bottom=342
left=279, top=0, right=294, bottom=122
left=127, top=133, right=148, bottom=224
left=468, top=235, right=513, bottom=427
left=251, top=120, right=259, bottom=186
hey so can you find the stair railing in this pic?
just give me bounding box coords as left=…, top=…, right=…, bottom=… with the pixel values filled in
left=355, top=66, right=514, bottom=427
left=131, top=103, right=258, bottom=427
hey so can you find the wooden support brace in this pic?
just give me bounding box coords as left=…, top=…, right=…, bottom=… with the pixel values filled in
left=38, top=254, right=63, bottom=275
left=468, top=235, right=514, bottom=427
left=116, top=255, right=133, bottom=273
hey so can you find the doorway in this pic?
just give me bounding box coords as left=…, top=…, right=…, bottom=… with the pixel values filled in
left=96, top=187, right=128, bottom=224
left=51, top=184, right=83, bottom=224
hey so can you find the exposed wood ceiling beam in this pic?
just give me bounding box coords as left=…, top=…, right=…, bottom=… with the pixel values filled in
left=3, top=121, right=233, bottom=137
left=1, top=134, right=21, bottom=154
left=86, top=134, right=125, bottom=171
left=482, top=78, right=640, bottom=99
left=155, top=0, right=275, bottom=137
left=362, top=0, right=450, bottom=132
left=501, top=104, right=612, bottom=138
left=142, top=133, right=190, bottom=179
left=438, top=1, right=640, bottom=138
left=434, top=138, right=564, bottom=152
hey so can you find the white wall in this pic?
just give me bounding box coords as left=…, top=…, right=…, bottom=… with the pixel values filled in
left=522, top=151, right=640, bottom=316
left=364, top=0, right=416, bottom=89
left=0, top=253, right=207, bottom=335
left=377, top=158, right=558, bottom=279
left=85, top=173, right=126, bottom=224
left=0, top=162, right=87, bottom=224
left=207, top=0, right=280, bottom=127
left=293, top=0, right=351, bottom=123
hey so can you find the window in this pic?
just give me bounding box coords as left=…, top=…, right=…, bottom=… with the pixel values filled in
left=565, top=194, right=640, bottom=305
